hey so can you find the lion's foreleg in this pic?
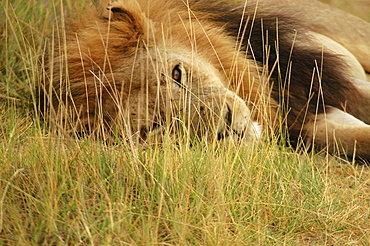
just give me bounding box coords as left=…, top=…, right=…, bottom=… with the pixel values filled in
left=304, top=107, right=370, bottom=160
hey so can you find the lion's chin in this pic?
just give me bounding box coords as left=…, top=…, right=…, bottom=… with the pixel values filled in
left=140, top=120, right=262, bottom=145
left=217, top=121, right=262, bottom=143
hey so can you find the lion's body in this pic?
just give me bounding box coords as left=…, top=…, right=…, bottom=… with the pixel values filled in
left=41, top=0, right=370, bottom=159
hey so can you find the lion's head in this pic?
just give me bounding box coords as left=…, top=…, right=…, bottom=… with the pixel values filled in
left=41, top=0, right=263, bottom=143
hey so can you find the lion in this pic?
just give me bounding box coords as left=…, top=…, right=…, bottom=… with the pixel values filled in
left=40, top=0, right=370, bottom=159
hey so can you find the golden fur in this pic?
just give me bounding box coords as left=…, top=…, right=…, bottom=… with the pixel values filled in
left=41, top=0, right=370, bottom=159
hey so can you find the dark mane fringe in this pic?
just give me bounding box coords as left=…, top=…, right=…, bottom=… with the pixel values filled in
left=192, top=0, right=364, bottom=145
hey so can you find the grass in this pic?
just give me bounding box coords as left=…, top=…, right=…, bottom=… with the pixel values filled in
left=321, top=0, right=370, bottom=21
left=1, top=0, right=370, bottom=245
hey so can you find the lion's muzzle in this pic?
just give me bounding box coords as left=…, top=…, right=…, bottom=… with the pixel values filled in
left=169, top=85, right=261, bottom=143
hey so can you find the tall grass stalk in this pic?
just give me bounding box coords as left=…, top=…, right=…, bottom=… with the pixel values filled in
left=1, top=0, right=370, bottom=245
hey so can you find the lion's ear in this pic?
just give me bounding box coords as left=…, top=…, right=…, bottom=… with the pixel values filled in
left=107, top=4, right=145, bottom=35
left=108, top=6, right=136, bottom=22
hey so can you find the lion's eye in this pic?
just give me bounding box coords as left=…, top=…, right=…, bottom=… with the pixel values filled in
left=172, top=65, right=182, bottom=85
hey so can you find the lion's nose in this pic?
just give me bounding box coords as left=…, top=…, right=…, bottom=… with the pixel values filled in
left=221, top=92, right=261, bottom=141
left=221, top=102, right=246, bottom=139
left=216, top=105, right=233, bottom=140
left=224, top=104, right=233, bottom=127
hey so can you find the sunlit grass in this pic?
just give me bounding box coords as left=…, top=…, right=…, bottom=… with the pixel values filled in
left=1, top=112, right=369, bottom=244
left=1, top=0, right=370, bottom=245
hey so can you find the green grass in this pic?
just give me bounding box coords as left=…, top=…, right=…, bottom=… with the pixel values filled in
left=1, top=0, right=370, bottom=245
